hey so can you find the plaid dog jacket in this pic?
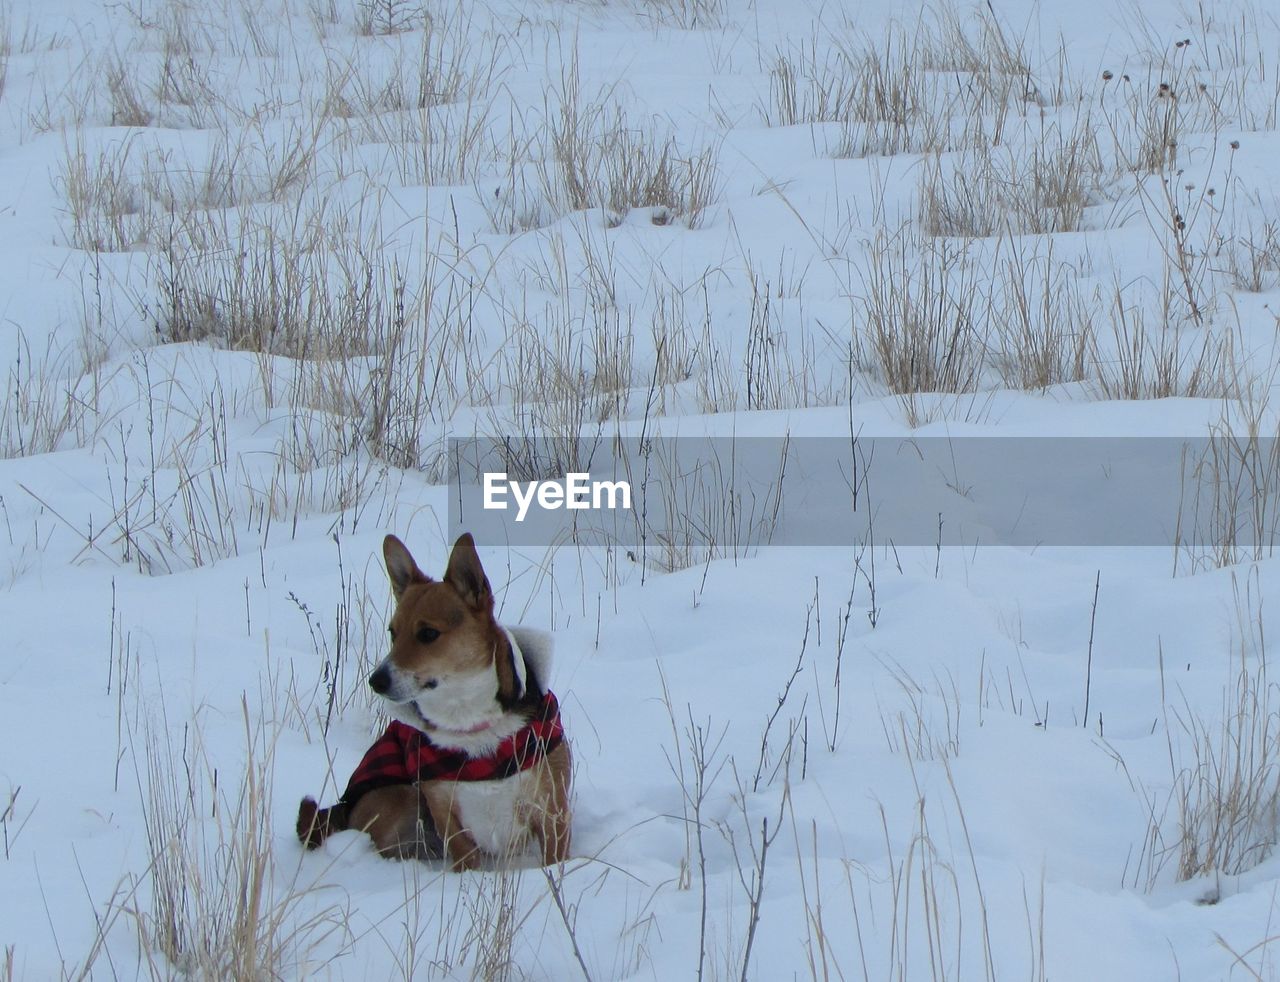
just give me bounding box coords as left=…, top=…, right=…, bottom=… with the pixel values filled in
left=339, top=691, right=565, bottom=807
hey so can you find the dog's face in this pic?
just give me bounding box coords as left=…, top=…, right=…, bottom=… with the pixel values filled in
left=369, top=534, right=525, bottom=742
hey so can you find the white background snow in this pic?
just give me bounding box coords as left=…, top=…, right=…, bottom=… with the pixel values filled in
left=2, top=0, right=1280, bottom=976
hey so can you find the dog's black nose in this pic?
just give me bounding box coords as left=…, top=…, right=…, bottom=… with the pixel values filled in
left=369, top=666, right=391, bottom=694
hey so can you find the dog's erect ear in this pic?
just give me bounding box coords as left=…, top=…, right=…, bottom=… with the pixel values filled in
left=443, top=533, right=492, bottom=610
left=383, top=535, right=430, bottom=598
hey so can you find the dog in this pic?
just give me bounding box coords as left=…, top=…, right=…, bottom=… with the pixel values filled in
left=296, top=533, right=572, bottom=870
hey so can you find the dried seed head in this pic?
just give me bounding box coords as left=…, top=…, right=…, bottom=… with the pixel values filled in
left=1102, top=70, right=1114, bottom=81
left=1230, top=140, right=1241, bottom=150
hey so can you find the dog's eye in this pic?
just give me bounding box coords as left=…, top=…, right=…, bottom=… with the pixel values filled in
left=416, top=626, right=439, bottom=644
left=388, top=626, right=396, bottom=640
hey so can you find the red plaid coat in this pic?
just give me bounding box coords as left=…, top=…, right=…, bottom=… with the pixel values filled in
left=340, top=691, right=564, bottom=807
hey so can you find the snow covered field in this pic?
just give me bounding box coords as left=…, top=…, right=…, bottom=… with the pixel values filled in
left=3, top=0, right=1280, bottom=976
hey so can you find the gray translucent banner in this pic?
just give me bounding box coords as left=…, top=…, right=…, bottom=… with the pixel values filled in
left=445, top=436, right=1280, bottom=550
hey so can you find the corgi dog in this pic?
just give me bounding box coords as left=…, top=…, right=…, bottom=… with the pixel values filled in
left=297, top=533, right=571, bottom=870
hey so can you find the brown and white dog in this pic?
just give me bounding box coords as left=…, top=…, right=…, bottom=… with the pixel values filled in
left=296, top=534, right=571, bottom=870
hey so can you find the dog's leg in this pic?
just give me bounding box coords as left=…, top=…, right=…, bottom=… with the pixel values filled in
left=297, top=797, right=349, bottom=849
left=349, top=785, right=443, bottom=860
left=533, top=744, right=573, bottom=866
left=421, top=782, right=482, bottom=871
left=533, top=805, right=570, bottom=867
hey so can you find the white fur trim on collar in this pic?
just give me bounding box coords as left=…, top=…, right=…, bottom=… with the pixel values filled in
left=503, top=627, right=528, bottom=700
left=505, top=625, right=554, bottom=695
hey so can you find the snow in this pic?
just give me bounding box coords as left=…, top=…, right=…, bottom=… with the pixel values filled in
left=3, top=0, right=1280, bottom=976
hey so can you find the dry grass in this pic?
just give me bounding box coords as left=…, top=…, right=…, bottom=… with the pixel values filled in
left=495, top=306, right=627, bottom=442
left=637, top=0, right=725, bottom=30
left=121, top=704, right=350, bottom=978
left=840, top=760, right=1004, bottom=981
left=323, top=5, right=488, bottom=117
left=1089, top=278, right=1236, bottom=401
left=765, top=6, right=1054, bottom=159
left=766, top=37, right=861, bottom=129
left=58, top=134, right=144, bottom=252
left=105, top=56, right=155, bottom=128
left=879, top=663, right=963, bottom=762
left=0, top=331, right=95, bottom=459
left=1102, top=72, right=1185, bottom=176
left=855, top=228, right=989, bottom=400
left=918, top=112, right=1104, bottom=237
left=1173, top=635, right=1280, bottom=882
left=153, top=26, right=221, bottom=128
left=361, top=257, right=479, bottom=470
left=57, top=121, right=337, bottom=256
left=1132, top=574, right=1280, bottom=891
left=545, top=109, right=719, bottom=227
left=1175, top=375, right=1280, bottom=572
left=378, top=96, right=497, bottom=186
left=0, top=17, right=9, bottom=104
left=490, top=54, right=721, bottom=231
left=627, top=435, right=789, bottom=575
left=46, top=0, right=503, bottom=485
left=9, top=350, right=396, bottom=574
left=1132, top=141, right=1238, bottom=329
left=355, top=0, right=425, bottom=36
left=1102, top=12, right=1280, bottom=170
left=144, top=195, right=394, bottom=357
left=1122, top=572, right=1280, bottom=894
left=852, top=223, right=1236, bottom=407
left=1227, top=214, right=1280, bottom=292
left=987, top=244, right=1092, bottom=390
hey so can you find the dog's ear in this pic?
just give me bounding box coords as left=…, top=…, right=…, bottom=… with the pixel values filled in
left=383, top=535, right=430, bottom=598
left=443, top=533, right=492, bottom=610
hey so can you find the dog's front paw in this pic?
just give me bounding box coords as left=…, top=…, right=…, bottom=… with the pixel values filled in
left=297, top=796, right=325, bottom=849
